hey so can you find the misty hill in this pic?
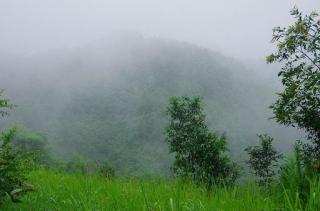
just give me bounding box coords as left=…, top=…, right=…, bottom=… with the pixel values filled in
left=0, top=35, right=301, bottom=176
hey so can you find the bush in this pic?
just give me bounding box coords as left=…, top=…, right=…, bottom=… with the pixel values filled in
left=64, top=155, right=115, bottom=178
left=0, top=128, right=34, bottom=203
left=98, top=162, right=115, bottom=178
left=65, top=155, right=97, bottom=175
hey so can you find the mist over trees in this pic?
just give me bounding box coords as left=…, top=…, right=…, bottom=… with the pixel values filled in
left=0, top=35, right=302, bottom=176
left=1, top=2, right=320, bottom=209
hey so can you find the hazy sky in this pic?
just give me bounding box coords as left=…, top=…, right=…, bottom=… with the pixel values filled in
left=0, top=0, right=319, bottom=60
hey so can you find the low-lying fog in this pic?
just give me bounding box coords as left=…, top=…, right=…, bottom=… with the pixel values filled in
left=1, top=0, right=318, bottom=175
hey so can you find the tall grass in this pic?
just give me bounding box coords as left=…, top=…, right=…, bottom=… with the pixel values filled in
left=2, top=169, right=320, bottom=210
left=277, top=145, right=320, bottom=211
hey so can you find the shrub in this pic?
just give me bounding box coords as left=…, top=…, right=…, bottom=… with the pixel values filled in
left=0, top=91, right=33, bottom=203
left=245, top=134, right=282, bottom=185
left=65, top=155, right=97, bottom=175
left=98, top=162, right=115, bottom=178
left=0, top=128, right=34, bottom=203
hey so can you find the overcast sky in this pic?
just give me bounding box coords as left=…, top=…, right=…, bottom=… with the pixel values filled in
left=0, top=0, right=319, bottom=60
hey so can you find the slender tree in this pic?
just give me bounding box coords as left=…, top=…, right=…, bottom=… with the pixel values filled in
left=245, top=134, right=282, bottom=185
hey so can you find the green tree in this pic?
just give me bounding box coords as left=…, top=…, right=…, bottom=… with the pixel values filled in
left=0, top=128, right=33, bottom=203
left=267, top=8, right=320, bottom=169
left=166, top=96, right=239, bottom=190
left=245, top=134, right=283, bottom=185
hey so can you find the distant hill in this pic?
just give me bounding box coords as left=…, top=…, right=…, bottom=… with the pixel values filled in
left=0, top=35, right=301, bottom=176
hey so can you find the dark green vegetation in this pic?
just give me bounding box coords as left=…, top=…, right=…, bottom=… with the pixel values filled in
left=245, top=134, right=282, bottom=185
left=166, top=96, right=239, bottom=189
left=267, top=8, right=320, bottom=169
left=0, top=128, right=30, bottom=202
left=0, top=96, right=33, bottom=203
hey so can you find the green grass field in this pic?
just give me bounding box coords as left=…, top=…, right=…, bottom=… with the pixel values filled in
left=2, top=169, right=320, bottom=211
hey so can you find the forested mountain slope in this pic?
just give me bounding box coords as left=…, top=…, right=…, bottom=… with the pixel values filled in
left=0, top=35, right=301, bottom=176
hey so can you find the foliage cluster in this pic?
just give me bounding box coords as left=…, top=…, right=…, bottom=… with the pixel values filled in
left=166, top=96, right=239, bottom=190
left=0, top=128, right=34, bottom=203
left=267, top=7, right=320, bottom=169
left=0, top=92, right=34, bottom=204
left=265, top=8, right=320, bottom=208
left=64, top=154, right=115, bottom=178
left=245, top=134, right=282, bottom=185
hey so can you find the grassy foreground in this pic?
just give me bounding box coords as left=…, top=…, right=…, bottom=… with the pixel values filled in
left=2, top=169, right=319, bottom=210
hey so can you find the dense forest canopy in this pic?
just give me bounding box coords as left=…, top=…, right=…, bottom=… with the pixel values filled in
left=0, top=35, right=302, bottom=176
